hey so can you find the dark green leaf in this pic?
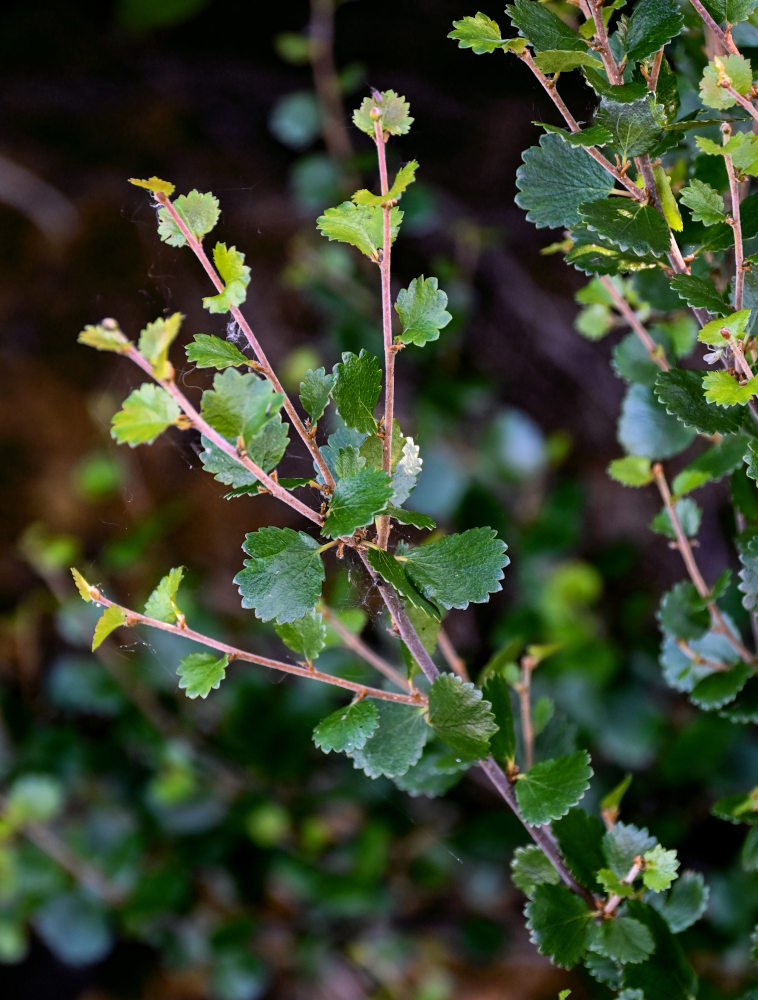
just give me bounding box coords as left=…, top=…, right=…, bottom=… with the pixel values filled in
left=622, top=901, right=699, bottom=1000
left=690, top=661, right=753, bottom=709
left=144, top=567, right=184, bottom=624
left=332, top=350, right=382, bottom=433
left=274, top=609, right=326, bottom=662
left=383, top=504, right=436, bottom=531
left=658, top=581, right=709, bottom=640
left=395, top=276, right=452, bottom=346
left=177, top=652, right=228, bottom=699
left=323, top=467, right=394, bottom=538
left=199, top=437, right=258, bottom=491
left=603, top=822, right=656, bottom=877
left=515, top=134, right=614, bottom=230
left=92, top=605, right=127, bottom=651
left=317, top=201, right=402, bottom=260
left=511, top=845, right=560, bottom=897
left=366, top=547, right=441, bottom=619
left=612, top=331, right=667, bottom=386
left=553, top=809, right=607, bottom=890
left=313, top=700, right=379, bottom=753
left=579, top=199, right=670, bottom=257
left=428, top=674, right=498, bottom=761
left=703, top=0, right=758, bottom=20
left=669, top=275, right=729, bottom=315
left=655, top=369, right=745, bottom=434
left=595, top=96, right=664, bottom=162
left=234, top=527, right=325, bottom=623
left=712, top=789, right=758, bottom=823
left=111, top=384, right=181, bottom=446
left=202, top=243, right=251, bottom=314
left=534, top=50, right=603, bottom=73
left=672, top=436, right=747, bottom=495
left=201, top=368, right=283, bottom=443
left=650, top=871, right=709, bottom=932
left=482, top=671, right=516, bottom=761
left=515, top=751, right=593, bottom=826
left=299, top=368, right=335, bottom=422
left=624, top=0, right=683, bottom=62
left=593, top=916, right=655, bottom=965
left=506, top=0, right=586, bottom=51
left=540, top=123, right=614, bottom=147
left=157, top=190, right=220, bottom=247
left=185, top=334, right=250, bottom=370
left=739, top=533, right=758, bottom=610
left=525, top=884, right=592, bottom=968
left=618, top=383, right=696, bottom=459
left=405, top=527, right=509, bottom=610
left=393, top=743, right=469, bottom=797
left=349, top=700, right=428, bottom=779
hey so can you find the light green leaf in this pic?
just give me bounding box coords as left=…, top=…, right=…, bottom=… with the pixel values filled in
left=700, top=54, right=753, bottom=110
left=92, top=605, right=127, bottom=651
left=679, top=180, right=725, bottom=226
left=624, top=0, right=683, bottom=62
left=275, top=609, right=326, bottom=662
left=234, top=527, right=325, bottom=623
left=515, top=134, right=614, bottom=229
left=185, top=334, right=250, bottom=369
left=597, top=867, right=636, bottom=897
left=618, top=383, right=696, bottom=460
left=696, top=131, right=758, bottom=176
left=608, top=455, right=653, bottom=487
left=698, top=308, right=752, bottom=344
left=199, top=437, right=257, bottom=492
left=482, top=670, right=516, bottom=762
left=511, top=845, right=560, bottom=897
left=201, top=367, right=284, bottom=445
left=332, top=350, right=383, bottom=433
left=317, top=201, right=402, bottom=260
left=395, top=276, right=452, bottom=347
left=654, top=166, right=683, bottom=232
left=643, top=845, right=679, bottom=891
left=6, top=774, right=63, bottom=824
left=428, top=674, right=498, bottom=761
left=579, top=199, right=670, bottom=257
left=593, top=916, right=655, bottom=965
left=157, top=189, right=220, bottom=246
left=352, top=89, right=413, bottom=137
left=525, top=884, right=592, bottom=968
left=655, top=369, right=745, bottom=434
left=366, top=548, right=441, bottom=619
left=352, top=160, right=418, bottom=206
left=111, top=383, right=181, bottom=446
left=539, top=123, right=614, bottom=147
left=313, top=700, right=379, bottom=753
left=391, top=437, right=423, bottom=505
left=650, top=497, right=701, bottom=540
left=299, top=368, right=335, bottom=422
left=202, top=243, right=251, bottom=314
left=595, top=95, right=663, bottom=163
left=650, top=871, right=709, bottom=932
left=672, top=436, right=747, bottom=495
left=448, top=12, right=508, bottom=53
left=507, top=0, right=586, bottom=51
left=404, top=527, right=509, bottom=610
left=349, top=700, right=428, bottom=779
left=128, top=175, right=175, bottom=196
left=177, top=651, right=228, bottom=699
left=71, top=568, right=93, bottom=602
left=323, top=467, right=394, bottom=538
left=534, top=50, right=603, bottom=73
left=144, top=567, right=184, bottom=624
left=669, top=275, right=729, bottom=315
left=78, top=320, right=132, bottom=353
left=138, top=312, right=182, bottom=379
left=515, top=751, right=593, bottom=826
left=703, top=370, right=758, bottom=406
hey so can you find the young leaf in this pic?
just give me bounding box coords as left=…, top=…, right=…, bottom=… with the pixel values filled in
left=78, top=320, right=132, bottom=354
left=349, top=701, right=428, bottom=779
left=366, top=548, right=441, bottom=619
left=703, top=0, right=758, bottom=22
left=332, top=350, right=382, bottom=433
left=649, top=871, right=709, bottom=932
left=482, top=671, right=516, bottom=762
left=655, top=369, right=745, bottom=434
left=299, top=368, right=335, bottom=423
left=111, top=384, right=181, bottom=447
left=672, top=435, right=747, bottom=496
left=177, top=652, right=228, bottom=699
left=275, top=609, right=326, bottom=662
left=313, top=700, right=380, bottom=754
left=234, top=527, right=325, bottom=623
left=128, top=175, right=175, bottom=197
left=679, top=180, right=726, bottom=226
left=624, top=0, right=683, bottom=62
left=203, top=243, right=251, bottom=314
left=138, top=313, right=182, bottom=379
left=404, top=527, right=510, bottom=610
left=185, top=334, right=250, bottom=370
left=449, top=13, right=510, bottom=53
left=317, top=201, right=402, bottom=261
left=515, top=751, right=593, bottom=826
left=92, top=605, right=127, bottom=651
left=618, top=383, right=696, bottom=460
left=352, top=90, right=413, bottom=136
left=391, top=437, right=423, bottom=505
left=525, top=884, right=592, bottom=968
left=608, top=456, right=653, bottom=487
left=595, top=96, right=663, bottom=163
left=71, top=568, right=93, bottom=602
left=643, top=845, right=679, bottom=891
left=515, top=134, right=614, bottom=229
left=427, top=674, right=498, bottom=761
left=700, top=54, right=753, bottom=110
left=395, top=276, right=452, bottom=347
left=144, top=567, right=185, bottom=624
left=511, top=845, right=560, bottom=897
left=353, top=160, right=418, bottom=206
left=603, top=823, right=656, bottom=876
left=654, top=166, right=682, bottom=233
left=669, top=275, right=729, bottom=316
left=702, top=371, right=758, bottom=407
left=157, top=190, right=220, bottom=246
left=698, top=308, right=751, bottom=344
left=578, top=199, right=670, bottom=257
left=593, top=917, right=655, bottom=966
left=534, top=51, right=603, bottom=73
left=506, top=0, right=586, bottom=51
left=323, top=467, right=393, bottom=538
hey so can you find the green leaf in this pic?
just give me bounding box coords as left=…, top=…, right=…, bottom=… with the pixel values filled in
left=700, top=54, right=753, bottom=110
left=482, top=671, right=516, bottom=762
left=199, top=437, right=257, bottom=492
left=654, top=166, right=683, bottom=232
left=352, top=89, right=413, bottom=137
left=593, top=916, right=655, bottom=965
left=679, top=180, right=725, bottom=226
left=564, top=236, right=659, bottom=276
left=525, top=884, right=592, bottom=968
left=540, top=123, right=614, bottom=147
left=299, top=368, right=335, bottom=422
left=185, top=334, right=250, bottom=370
left=650, top=871, right=709, bottom=932
left=349, top=701, right=428, bottom=779
left=390, top=437, right=423, bottom=505
left=669, top=275, right=729, bottom=315
left=506, top=0, right=586, bottom=52
left=157, top=189, right=220, bottom=247
left=578, top=199, right=670, bottom=257
left=203, top=243, right=251, bottom=313
left=622, top=901, right=698, bottom=1000
left=702, top=0, right=758, bottom=22
left=553, top=809, right=607, bottom=890
left=353, top=160, right=418, bottom=206
left=603, top=822, right=656, bottom=876
left=448, top=12, right=507, bottom=53
left=655, top=369, right=745, bottom=434
left=392, top=743, right=468, bottom=797
left=128, top=175, right=175, bottom=196
left=177, top=652, right=228, bottom=699
left=78, top=320, right=132, bottom=353
left=650, top=497, right=701, bottom=540
left=516, top=134, right=614, bottom=230
left=92, top=605, right=127, bottom=651
left=395, top=276, right=452, bottom=347
left=696, top=132, right=758, bottom=176
left=703, top=370, right=758, bottom=406
left=511, top=845, right=560, bottom=897
left=323, top=467, right=394, bottom=538
left=201, top=368, right=284, bottom=443
left=332, top=350, right=382, bottom=433
left=317, top=201, right=402, bottom=260
left=274, top=609, right=326, bottom=662
left=618, top=383, right=696, bottom=460
left=404, top=527, right=509, bottom=610
left=739, top=533, right=758, bottom=610
left=624, top=0, right=683, bottom=62
left=71, top=568, right=93, bottom=602
left=144, top=567, right=184, bottom=624
left=427, top=674, right=498, bottom=761
left=698, top=308, right=752, bottom=344
left=313, top=700, right=380, bottom=754
left=672, top=436, right=747, bottom=495
left=383, top=505, right=435, bottom=531
left=595, top=95, right=663, bottom=163
left=598, top=867, right=636, bottom=897
left=658, top=582, right=709, bottom=640
left=234, top=527, right=325, bottom=623
left=712, top=788, right=758, bottom=823
left=608, top=455, right=653, bottom=487
left=111, top=383, right=181, bottom=447
left=534, top=50, right=603, bottom=73
left=515, top=751, right=593, bottom=826
left=690, top=661, right=753, bottom=709
left=138, top=312, right=182, bottom=379
left=6, top=774, right=63, bottom=824
left=643, top=845, right=679, bottom=891
left=366, top=547, right=441, bottom=619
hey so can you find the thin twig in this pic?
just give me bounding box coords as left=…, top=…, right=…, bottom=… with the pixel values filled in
left=725, top=149, right=745, bottom=310
left=319, top=603, right=410, bottom=691
left=599, top=276, right=670, bottom=372
left=308, top=0, right=354, bottom=166
left=437, top=627, right=469, bottom=682
left=688, top=0, right=740, bottom=54
left=516, top=654, right=536, bottom=770
left=648, top=46, right=664, bottom=92
left=723, top=84, right=758, bottom=122
left=603, top=858, right=641, bottom=917
left=589, top=0, right=624, bottom=85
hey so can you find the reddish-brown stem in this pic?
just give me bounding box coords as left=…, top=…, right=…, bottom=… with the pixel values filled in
left=599, top=276, right=670, bottom=372
left=154, top=193, right=335, bottom=490
left=688, top=0, right=740, bottom=53
left=437, top=627, right=469, bottom=682
left=603, top=859, right=641, bottom=917
left=648, top=47, right=664, bottom=92
left=126, top=346, right=323, bottom=526
left=725, top=151, right=745, bottom=310
left=724, top=84, right=758, bottom=122
left=589, top=0, right=623, bottom=85
left=319, top=603, right=410, bottom=690
left=89, top=588, right=425, bottom=707
left=516, top=655, right=536, bottom=770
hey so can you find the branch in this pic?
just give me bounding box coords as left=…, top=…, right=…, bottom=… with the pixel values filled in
left=725, top=148, right=745, bottom=310
left=599, top=276, right=670, bottom=372
left=516, top=653, right=537, bottom=770
left=589, top=0, right=624, bottom=85
left=308, top=0, right=355, bottom=167
left=688, top=0, right=740, bottom=54
left=723, top=84, right=758, bottom=123
left=319, top=603, right=411, bottom=691
left=437, top=627, right=470, bottom=682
